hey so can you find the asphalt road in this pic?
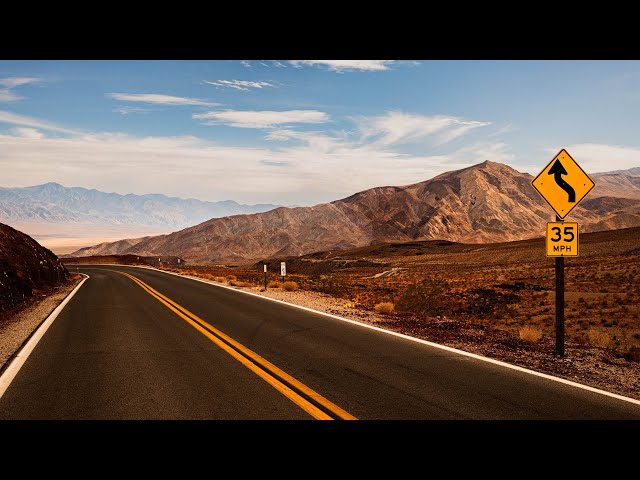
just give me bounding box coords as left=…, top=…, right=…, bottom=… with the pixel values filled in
left=1, top=265, right=639, bottom=419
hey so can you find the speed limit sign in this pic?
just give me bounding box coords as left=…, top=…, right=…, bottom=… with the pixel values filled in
left=546, top=222, right=578, bottom=257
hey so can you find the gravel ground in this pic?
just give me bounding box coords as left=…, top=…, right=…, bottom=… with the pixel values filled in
left=210, top=280, right=640, bottom=401
left=0, top=277, right=82, bottom=370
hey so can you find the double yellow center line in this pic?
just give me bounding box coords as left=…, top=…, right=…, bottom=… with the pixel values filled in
left=114, top=270, right=356, bottom=420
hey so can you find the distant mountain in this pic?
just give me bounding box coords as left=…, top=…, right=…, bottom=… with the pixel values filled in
left=595, top=166, right=640, bottom=177
left=71, top=161, right=640, bottom=263
left=0, top=183, right=279, bottom=230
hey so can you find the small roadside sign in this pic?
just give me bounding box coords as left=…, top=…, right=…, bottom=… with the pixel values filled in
left=280, top=262, right=286, bottom=277
left=546, top=222, right=578, bottom=257
left=531, top=148, right=595, bottom=219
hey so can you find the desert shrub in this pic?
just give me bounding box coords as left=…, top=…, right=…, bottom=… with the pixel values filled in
left=314, top=275, right=349, bottom=297
left=624, top=346, right=640, bottom=363
left=519, top=325, right=542, bottom=342
left=236, top=281, right=253, bottom=287
left=588, top=328, right=611, bottom=348
left=214, top=276, right=226, bottom=283
left=283, top=281, right=299, bottom=292
left=267, top=280, right=281, bottom=288
left=396, top=278, right=449, bottom=316
left=465, top=287, right=520, bottom=319
left=374, top=302, right=395, bottom=315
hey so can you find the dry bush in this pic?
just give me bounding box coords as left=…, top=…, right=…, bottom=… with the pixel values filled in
left=235, top=281, right=253, bottom=288
left=519, top=325, right=542, bottom=342
left=214, top=276, right=226, bottom=283
left=624, top=346, right=640, bottom=363
left=267, top=281, right=281, bottom=288
left=396, top=279, right=449, bottom=316
left=374, top=302, right=395, bottom=315
left=226, top=275, right=237, bottom=282
left=314, top=275, right=349, bottom=297
left=283, top=281, right=299, bottom=292
left=588, top=328, right=611, bottom=348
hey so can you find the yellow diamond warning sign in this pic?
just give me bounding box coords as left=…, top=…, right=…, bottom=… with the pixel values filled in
left=546, top=222, right=578, bottom=257
left=531, top=149, right=595, bottom=219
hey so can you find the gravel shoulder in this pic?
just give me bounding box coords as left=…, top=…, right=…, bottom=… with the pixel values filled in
left=0, top=276, right=83, bottom=370
left=202, top=279, right=640, bottom=401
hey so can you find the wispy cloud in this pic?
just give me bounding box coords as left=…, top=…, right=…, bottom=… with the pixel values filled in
left=0, top=77, right=41, bottom=103
left=113, top=106, right=154, bottom=115
left=289, top=60, right=396, bottom=72
left=107, top=93, right=218, bottom=107
left=0, top=90, right=21, bottom=102
left=488, top=123, right=518, bottom=137
left=240, top=60, right=252, bottom=68
left=12, top=127, right=44, bottom=139
left=0, top=127, right=496, bottom=205
left=0, top=77, right=41, bottom=88
left=202, top=80, right=274, bottom=91
left=194, top=109, right=329, bottom=129
left=0, top=110, right=79, bottom=134
left=272, top=61, right=287, bottom=68
left=358, top=111, right=490, bottom=146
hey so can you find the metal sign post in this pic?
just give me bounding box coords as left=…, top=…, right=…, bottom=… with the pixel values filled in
left=554, top=215, right=565, bottom=357
left=531, top=149, right=595, bottom=357
left=263, top=264, right=267, bottom=290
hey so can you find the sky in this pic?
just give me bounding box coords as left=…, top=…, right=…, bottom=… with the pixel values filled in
left=0, top=60, right=639, bottom=206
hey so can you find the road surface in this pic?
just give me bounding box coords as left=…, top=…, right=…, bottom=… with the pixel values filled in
left=1, top=265, right=638, bottom=419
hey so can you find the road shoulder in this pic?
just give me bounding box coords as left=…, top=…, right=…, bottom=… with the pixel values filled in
left=0, top=275, right=83, bottom=370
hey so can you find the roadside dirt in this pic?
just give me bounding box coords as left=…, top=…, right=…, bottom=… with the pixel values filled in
left=0, top=275, right=82, bottom=370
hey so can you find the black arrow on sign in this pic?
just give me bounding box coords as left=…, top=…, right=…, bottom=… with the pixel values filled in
left=548, top=159, right=576, bottom=202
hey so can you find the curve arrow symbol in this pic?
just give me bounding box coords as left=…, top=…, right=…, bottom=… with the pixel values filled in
left=548, top=159, right=576, bottom=202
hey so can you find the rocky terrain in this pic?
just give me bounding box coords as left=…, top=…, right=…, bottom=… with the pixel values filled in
left=71, top=161, right=640, bottom=263
left=0, top=222, right=69, bottom=315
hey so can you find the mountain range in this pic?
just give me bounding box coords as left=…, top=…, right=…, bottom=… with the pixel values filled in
left=0, top=183, right=279, bottom=230
left=69, top=161, right=640, bottom=263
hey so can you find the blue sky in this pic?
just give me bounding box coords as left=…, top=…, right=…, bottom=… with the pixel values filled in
left=0, top=60, right=638, bottom=205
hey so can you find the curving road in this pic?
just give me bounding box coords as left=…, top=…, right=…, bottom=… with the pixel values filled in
left=0, top=265, right=638, bottom=419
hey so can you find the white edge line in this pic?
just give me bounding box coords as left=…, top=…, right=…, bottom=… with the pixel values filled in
left=74, top=264, right=640, bottom=407
left=0, top=274, right=90, bottom=401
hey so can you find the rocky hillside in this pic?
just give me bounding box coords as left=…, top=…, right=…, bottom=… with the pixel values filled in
left=0, top=182, right=279, bottom=230
left=0, top=223, right=69, bottom=314
left=71, top=161, right=640, bottom=263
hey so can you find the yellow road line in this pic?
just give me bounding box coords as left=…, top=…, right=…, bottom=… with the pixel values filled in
left=109, top=269, right=356, bottom=420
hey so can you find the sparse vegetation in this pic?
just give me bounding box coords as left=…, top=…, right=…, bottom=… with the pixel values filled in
left=283, top=281, right=299, bottom=292
left=267, top=280, right=281, bottom=288
left=374, top=302, right=395, bottom=315
left=624, top=346, right=640, bottom=363
left=396, top=279, right=449, bottom=316
left=519, top=325, right=542, bottom=342
left=588, top=328, right=611, bottom=348
left=313, top=275, right=349, bottom=297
